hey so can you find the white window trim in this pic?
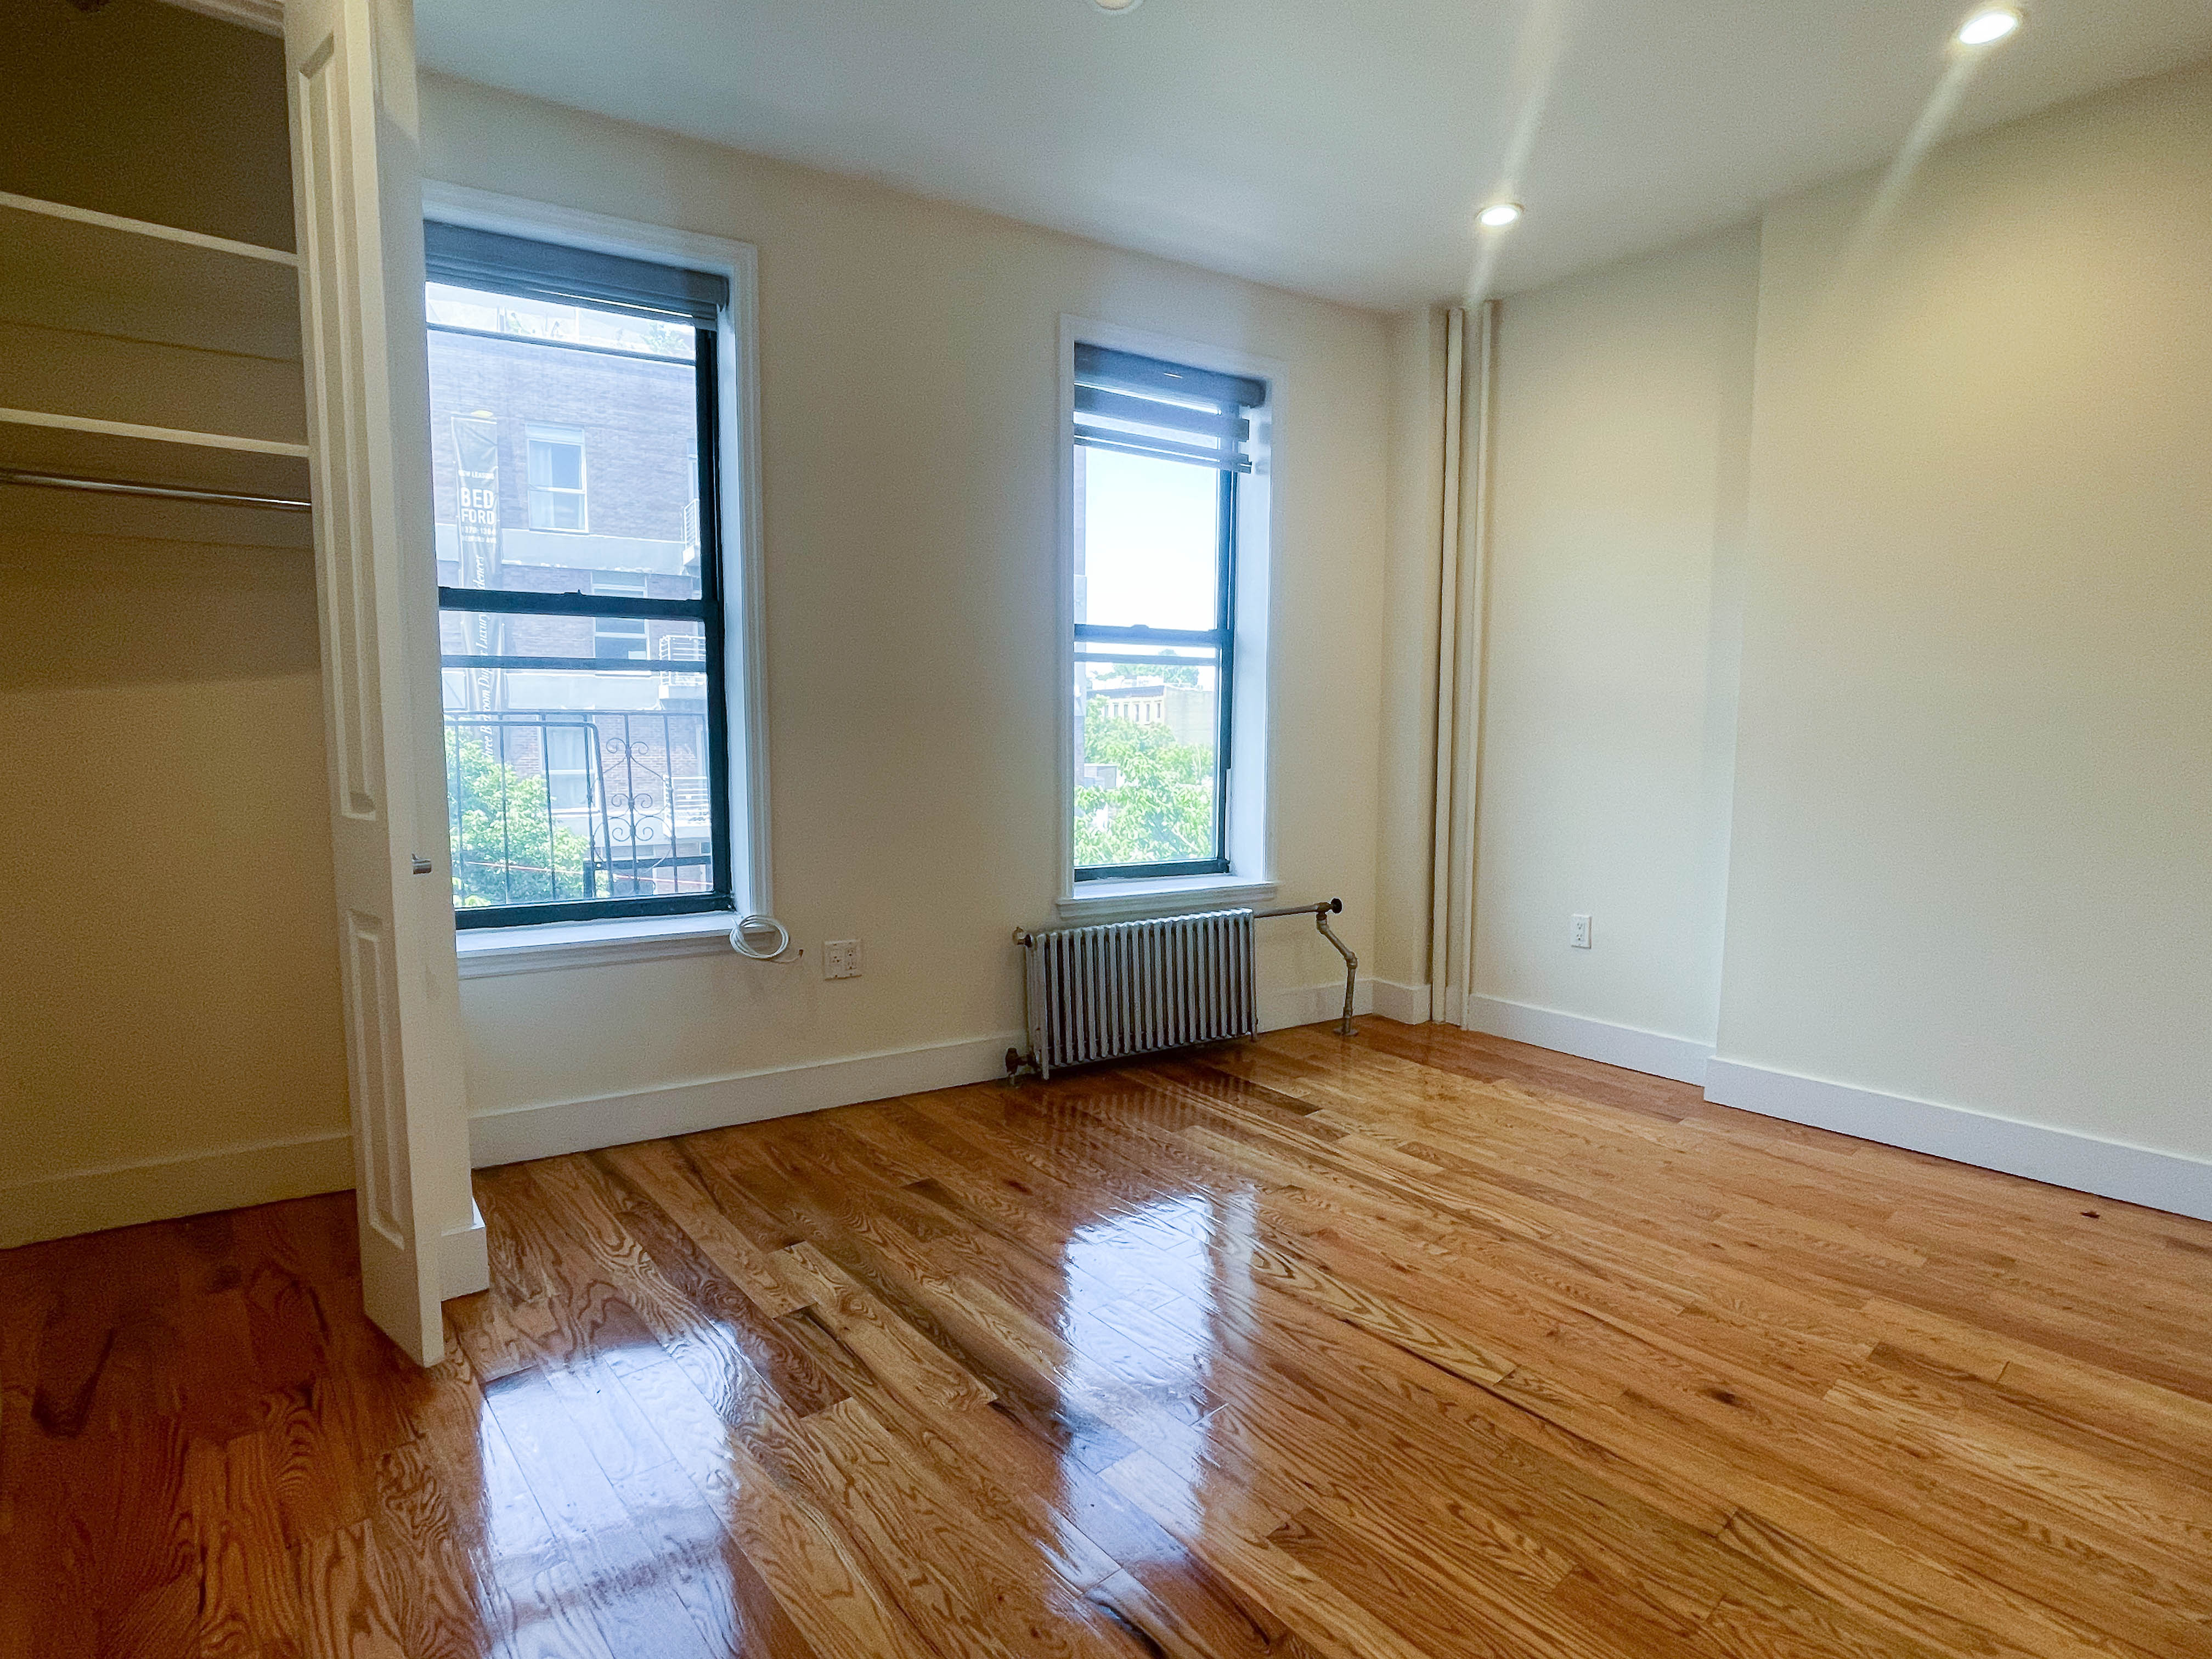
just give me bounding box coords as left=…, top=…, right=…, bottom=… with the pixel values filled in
left=1055, top=875, right=1279, bottom=925
left=454, top=911, right=742, bottom=979
left=424, top=182, right=773, bottom=966
left=1056, top=315, right=1278, bottom=919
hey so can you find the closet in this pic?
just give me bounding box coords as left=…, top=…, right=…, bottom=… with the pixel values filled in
left=0, top=1, right=352, bottom=1250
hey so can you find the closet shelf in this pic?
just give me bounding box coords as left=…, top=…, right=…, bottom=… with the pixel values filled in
left=0, top=190, right=296, bottom=267
left=0, top=195, right=311, bottom=523
left=0, top=193, right=303, bottom=362
left=0, top=405, right=308, bottom=458
left=0, top=414, right=310, bottom=509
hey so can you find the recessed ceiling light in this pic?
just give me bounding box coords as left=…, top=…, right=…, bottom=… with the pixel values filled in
left=1477, top=202, right=1524, bottom=229
left=1955, top=7, right=2022, bottom=46
left=1092, top=0, right=1143, bottom=13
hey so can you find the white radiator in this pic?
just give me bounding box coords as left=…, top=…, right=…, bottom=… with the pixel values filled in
left=1017, top=909, right=1257, bottom=1080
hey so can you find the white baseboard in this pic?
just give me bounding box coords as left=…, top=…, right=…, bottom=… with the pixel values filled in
left=1704, top=1058, right=2212, bottom=1222
left=440, top=1200, right=491, bottom=1299
left=0, top=1131, right=501, bottom=1295
left=468, top=1031, right=1026, bottom=1167
left=0, top=1127, right=355, bottom=1250
left=1257, top=975, right=1377, bottom=1032
left=469, top=977, right=1392, bottom=1169
left=1316, top=993, right=2210, bottom=1223
left=1462, top=994, right=1714, bottom=1086
left=1367, top=979, right=1434, bottom=1025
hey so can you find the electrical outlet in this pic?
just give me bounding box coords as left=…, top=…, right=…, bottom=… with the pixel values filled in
left=1570, top=914, right=1592, bottom=950
left=823, top=939, right=862, bottom=980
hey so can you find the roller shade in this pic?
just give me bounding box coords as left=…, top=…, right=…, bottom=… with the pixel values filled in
left=423, top=221, right=728, bottom=326
left=1075, top=343, right=1266, bottom=472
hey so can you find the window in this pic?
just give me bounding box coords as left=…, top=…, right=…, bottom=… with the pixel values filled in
left=425, top=221, right=734, bottom=927
left=544, top=723, right=592, bottom=811
left=526, top=425, right=588, bottom=529
left=590, top=572, right=649, bottom=661
left=1070, top=342, right=1267, bottom=881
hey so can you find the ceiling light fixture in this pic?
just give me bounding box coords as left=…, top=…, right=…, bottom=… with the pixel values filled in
left=1092, top=0, right=1143, bottom=13
left=1477, top=201, right=1524, bottom=229
left=1955, top=7, right=2022, bottom=46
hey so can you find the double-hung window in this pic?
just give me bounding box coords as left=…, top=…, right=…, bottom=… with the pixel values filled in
left=525, top=425, right=588, bottom=530
left=590, top=572, right=650, bottom=662
left=424, top=222, right=733, bottom=926
left=1071, top=343, right=1267, bottom=881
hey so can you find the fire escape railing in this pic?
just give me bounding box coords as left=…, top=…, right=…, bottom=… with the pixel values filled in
left=445, top=708, right=713, bottom=908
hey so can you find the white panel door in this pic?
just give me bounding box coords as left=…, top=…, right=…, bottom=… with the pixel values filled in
left=284, top=0, right=467, bottom=1366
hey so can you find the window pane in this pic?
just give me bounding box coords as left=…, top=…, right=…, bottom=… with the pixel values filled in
left=545, top=726, right=590, bottom=810
left=427, top=283, right=703, bottom=600
left=1074, top=655, right=1220, bottom=869
left=427, top=282, right=697, bottom=360
left=1075, top=446, right=1221, bottom=631
left=529, top=487, right=585, bottom=532
left=526, top=428, right=588, bottom=531
left=527, top=436, right=584, bottom=492
left=592, top=616, right=648, bottom=661
left=441, top=611, right=713, bottom=909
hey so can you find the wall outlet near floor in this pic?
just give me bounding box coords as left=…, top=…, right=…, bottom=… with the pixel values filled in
left=1570, top=913, right=1592, bottom=950
left=823, top=939, right=863, bottom=980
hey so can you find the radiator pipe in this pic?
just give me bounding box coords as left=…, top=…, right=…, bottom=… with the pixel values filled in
left=1274, top=899, right=1359, bottom=1039
left=1010, top=897, right=1358, bottom=1053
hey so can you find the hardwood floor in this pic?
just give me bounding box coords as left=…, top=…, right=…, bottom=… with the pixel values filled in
left=4, top=1017, right=2210, bottom=1658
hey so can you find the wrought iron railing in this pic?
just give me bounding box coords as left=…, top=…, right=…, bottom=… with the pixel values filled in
left=445, top=709, right=713, bottom=910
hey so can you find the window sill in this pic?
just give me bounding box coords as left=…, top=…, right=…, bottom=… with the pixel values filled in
left=454, top=910, right=738, bottom=979
left=1054, top=876, right=1277, bottom=926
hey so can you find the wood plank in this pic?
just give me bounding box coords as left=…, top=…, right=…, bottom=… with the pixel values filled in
left=7, top=1017, right=2211, bottom=1659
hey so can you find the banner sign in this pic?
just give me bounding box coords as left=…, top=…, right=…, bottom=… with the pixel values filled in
left=452, top=415, right=500, bottom=710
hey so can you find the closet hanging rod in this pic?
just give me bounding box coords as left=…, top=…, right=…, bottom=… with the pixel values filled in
left=0, top=407, right=309, bottom=459
left=0, top=467, right=311, bottom=512
left=0, top=190, right=298, bottom=268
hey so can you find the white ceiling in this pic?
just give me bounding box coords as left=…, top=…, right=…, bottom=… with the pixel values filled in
left=411, top=0, right=2212, bottom=312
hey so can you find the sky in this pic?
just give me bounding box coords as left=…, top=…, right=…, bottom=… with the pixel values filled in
left=1078, top=445, right=1220, bottom=634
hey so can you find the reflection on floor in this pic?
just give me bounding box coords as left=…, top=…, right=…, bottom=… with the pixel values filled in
left=5, top=1017, right=2211, bottom=1657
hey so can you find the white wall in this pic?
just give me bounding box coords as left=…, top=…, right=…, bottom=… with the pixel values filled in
left=417, top=75, right=1393, bottom=1155
left=1470, top=225, right=1757, bottom=1055
left=1429, top=58, right=2212, bottom=1206
left=1717, top=60, right=2212, bottom=1165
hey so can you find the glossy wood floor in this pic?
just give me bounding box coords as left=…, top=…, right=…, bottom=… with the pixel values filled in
left=5, top=1018, right=2211, bottom=1658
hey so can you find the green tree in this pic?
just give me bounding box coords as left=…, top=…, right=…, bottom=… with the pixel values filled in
left=1095, top=661, right=1199, bottom=689
left=446, top=731, right=592, bottom=906
left=1075, top=714, right=1215, bottom=866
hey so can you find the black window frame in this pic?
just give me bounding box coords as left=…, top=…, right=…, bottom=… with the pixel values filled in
left=1071, top=344, right=1265, bottom=883
left=425, top=222, right=736, bottom=929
